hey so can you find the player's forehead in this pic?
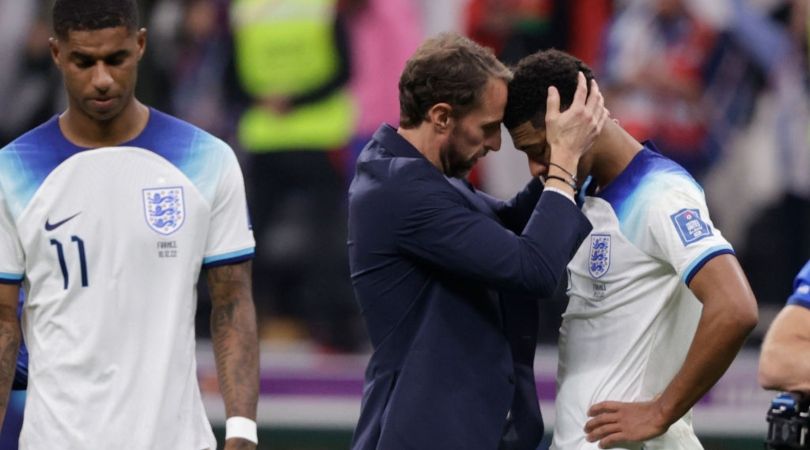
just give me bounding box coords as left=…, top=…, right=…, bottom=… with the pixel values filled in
left=509, top=120, right=545, bottom=149
left=59, top=26, right=137, bottom=56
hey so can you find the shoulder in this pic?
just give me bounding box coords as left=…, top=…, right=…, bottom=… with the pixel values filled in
left=0, top=116, right=61, bottom=157
left=138, top=109, right=239, bottom=174
left=615, top=149, right=705, bottom=218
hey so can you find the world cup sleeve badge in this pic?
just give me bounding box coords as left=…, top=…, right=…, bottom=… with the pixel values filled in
left=143, top=187, right=185, bottom=235
left=588, top=234, right=611, bottom=279
left=670, top=208, right=712, bottom=246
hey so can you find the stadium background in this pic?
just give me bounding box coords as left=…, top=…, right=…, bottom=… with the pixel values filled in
left=1, top=0, right=808, bottom=448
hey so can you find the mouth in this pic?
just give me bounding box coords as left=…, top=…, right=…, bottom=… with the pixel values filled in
left=89, top=97, right=117, bottom=110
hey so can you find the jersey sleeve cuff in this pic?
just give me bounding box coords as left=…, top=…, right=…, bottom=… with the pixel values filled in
left=202, top=248, right=255, bottom=268
left=788, top=295, right=810, bottom=310
left=682, top=246, right=735, bottom=286
left=0, top=272, right=24, bottom=285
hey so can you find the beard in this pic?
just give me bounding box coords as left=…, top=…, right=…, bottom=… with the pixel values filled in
left=440, top=135, right=480, bottom=179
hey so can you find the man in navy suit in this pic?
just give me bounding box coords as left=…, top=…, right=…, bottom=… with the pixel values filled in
left=347, top=32, right=607, bottom=450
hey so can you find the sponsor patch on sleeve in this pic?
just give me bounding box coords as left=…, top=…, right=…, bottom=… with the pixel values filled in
left=670, top=208, right=713, bottom=246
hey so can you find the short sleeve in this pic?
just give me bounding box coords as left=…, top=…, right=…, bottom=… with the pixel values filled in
left=0, top=189, right=24, bottom=283
left=637, top=181, right=733, bottom=285
left=787, top=260, right=810, bottom=309
left=202, top=148, right=255, bottom=268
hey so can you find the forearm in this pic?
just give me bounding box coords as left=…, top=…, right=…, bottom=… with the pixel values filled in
left=0, top=311, right=20, bottom=430
left=759, top=340, right=810, bottom=393
left=657, top=302, right=755, bottom=424
left=759, top=306, right=810, bottom=393
left=208, top=263, right=259, bottom=419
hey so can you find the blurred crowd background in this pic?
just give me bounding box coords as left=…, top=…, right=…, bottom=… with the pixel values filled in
left=1, top=0, right=808, bottom=353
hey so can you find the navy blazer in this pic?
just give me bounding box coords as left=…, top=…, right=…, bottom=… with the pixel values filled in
left=348, top=125, right=592, bottom=450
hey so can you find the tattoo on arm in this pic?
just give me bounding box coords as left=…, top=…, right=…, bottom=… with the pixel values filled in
left=206, top=261, right=259, bottom=419
left=0, top=285, right=20, bottom=429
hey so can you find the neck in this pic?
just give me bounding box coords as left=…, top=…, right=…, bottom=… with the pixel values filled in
left=398, top=123, right=445, bottom=172
left=59, top=98, right=150, bottom=148
left=588, top=120, right=644, bottom=191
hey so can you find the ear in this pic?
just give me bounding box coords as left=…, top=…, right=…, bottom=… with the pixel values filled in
left=49, top=37, right=62, bottom=69
left=427, top=102, right=453, bottom=134
left=136, top=28, right=147, bottom=61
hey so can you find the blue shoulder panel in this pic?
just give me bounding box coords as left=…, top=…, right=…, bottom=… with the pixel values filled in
left=788, top=260, right=810, bottom=309
left=596, top=142, right=700, bottom=223
left=0, top=116, right=82, bottom=219
left=0, top=110, right=230, bottom=219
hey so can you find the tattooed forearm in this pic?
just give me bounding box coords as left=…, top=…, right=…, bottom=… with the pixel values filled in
left=0, top=286, right=20, bottom=430
left=206, top=261, right=259, bottom=419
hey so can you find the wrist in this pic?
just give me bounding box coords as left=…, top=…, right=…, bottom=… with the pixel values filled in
left=548, top=152, right=579, bottom=177
left=544, top=176, right=576, bottom=196
left=226, top=416, right=258, bottom=445
left=652, top=397, right=678, bottom=429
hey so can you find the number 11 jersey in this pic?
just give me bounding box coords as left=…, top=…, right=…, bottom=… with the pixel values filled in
left=0, top=109, right=255, bottom=450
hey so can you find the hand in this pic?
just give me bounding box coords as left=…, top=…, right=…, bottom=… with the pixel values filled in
left=584, top=400, right=669, bottom=448
left=544, top=72, right=608, bottom=172
left=224, top=438, right=257, bottom=450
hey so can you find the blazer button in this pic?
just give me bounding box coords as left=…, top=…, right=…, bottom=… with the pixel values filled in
left=507, top=375, right=515, bottom=384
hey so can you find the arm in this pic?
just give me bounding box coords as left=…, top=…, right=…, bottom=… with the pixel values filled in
left=0, top=284, right=20, bottom=432
left=759, top=305, right=810, bottom=393
left=394, top=74, right=603, bottom=295
left=585, top=254, right=758, bottom=447
left=477, top=178, right=544, bottom=233
left=206, top=261, right=259, bottom=450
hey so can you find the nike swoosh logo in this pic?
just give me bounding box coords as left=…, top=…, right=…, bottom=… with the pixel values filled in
left=45, top=212, right=81, bottom=231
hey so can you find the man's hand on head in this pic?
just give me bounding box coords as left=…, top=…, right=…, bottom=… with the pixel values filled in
left=544, top=71, right=608, bottom=173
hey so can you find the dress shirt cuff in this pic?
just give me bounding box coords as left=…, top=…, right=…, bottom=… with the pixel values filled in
left=542, top=185, right=576, bottom=204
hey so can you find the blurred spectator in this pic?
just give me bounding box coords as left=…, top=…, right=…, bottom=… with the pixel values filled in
left=465, top=0, right=570, bottom=65
left=601, top=0, right=718, bottom=178
left=0, top=3, right=62, bottom=146
left=148, top=0, right=237, bottom=139
left=699, top=0, right=810, bottom=312
left=230, top=0, right=361, bottom=351
left=340, top=0, right=423, bottom=181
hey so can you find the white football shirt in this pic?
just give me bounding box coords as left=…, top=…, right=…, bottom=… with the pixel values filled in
left=551, top=145, right=732, bottom=450
left=0, top=110, right=255, bottom=450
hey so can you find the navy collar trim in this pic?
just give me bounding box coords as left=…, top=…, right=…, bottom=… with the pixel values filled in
left=372, top=124, right=426, bottom=160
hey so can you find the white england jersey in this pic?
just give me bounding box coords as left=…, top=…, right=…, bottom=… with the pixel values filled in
left=551, top=145, right=733, bottom=450
left=0, top=110, right=255, bottom=450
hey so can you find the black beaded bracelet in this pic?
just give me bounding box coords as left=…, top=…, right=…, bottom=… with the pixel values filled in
left=545, top=174, right=578, bottom=192
left=549, top=162, right=579, bottom=183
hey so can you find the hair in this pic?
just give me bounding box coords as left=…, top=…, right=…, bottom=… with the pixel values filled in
left=503, top=49, right=594, bottom=130
left=398, top=32, right=512, bottom=129
left=52, top=0, right=139, bottom=39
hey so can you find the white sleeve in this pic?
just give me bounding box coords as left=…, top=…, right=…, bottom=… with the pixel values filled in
left=202, top=147, right=255, bottom=268
left=640, top=182, right=733, bottom=285
left=0, top=189, right=24, bottom=283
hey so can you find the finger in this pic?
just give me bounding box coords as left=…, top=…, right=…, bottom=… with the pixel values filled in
left=599, top=433, right=632, bottom=449
left=546, top=86, right=561, bottom=120
left=586, top=423, right=622, bottom=442
left=584, top=413, right=619, bottom=433
left=570, top=71, right=588, bottom=108
left=588, top=401, right=621, bottom=416
left=585, top=78, right=602, bottom=110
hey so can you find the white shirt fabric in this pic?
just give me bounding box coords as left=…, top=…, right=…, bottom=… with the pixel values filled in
left=551, top=145, right=733, bottom=450
left=0, top=109, right=255, bottom=450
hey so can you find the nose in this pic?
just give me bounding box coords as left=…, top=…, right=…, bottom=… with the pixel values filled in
left=528, top=159, right=546, bottom=178
left=485, top=127, right=502, bottom=153
left=91, top=62, right=113, bottom=92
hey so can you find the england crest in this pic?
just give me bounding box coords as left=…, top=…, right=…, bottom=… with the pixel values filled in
left=143, top=187, right=185, bottom=235
left=588, top=234, right=611, bottom=279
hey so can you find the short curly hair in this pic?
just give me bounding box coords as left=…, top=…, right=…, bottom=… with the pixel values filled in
left=503, top=49, right=594, bottom=130
left=398, top=32, right=512, bottom=129
left=53, top=0, right=139, bottom=39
